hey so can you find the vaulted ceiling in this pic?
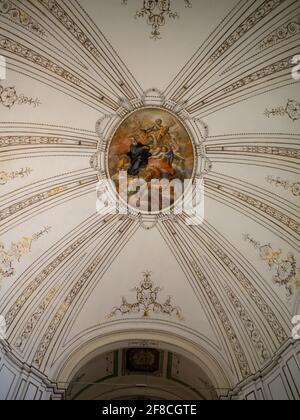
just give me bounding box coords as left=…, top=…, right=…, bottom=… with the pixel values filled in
left=0, top=0, right=299, bottom=399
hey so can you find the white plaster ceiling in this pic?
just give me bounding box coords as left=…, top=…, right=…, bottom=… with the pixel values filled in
left=0, top=0, right=299, bottom=397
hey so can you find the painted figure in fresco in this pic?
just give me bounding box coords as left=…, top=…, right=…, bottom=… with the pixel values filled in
left=148, top=144, right=186, bottom=177
left=140, top=118, right=173, bottom=150
left=149, top=146, right=176, bottom=176
left=127, top=137, right=152, bottom=176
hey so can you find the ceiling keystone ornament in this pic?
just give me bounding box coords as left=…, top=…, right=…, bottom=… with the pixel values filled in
left=107, top=271, right=184, bottom=320
left=243, top=234, right=300, bottom=298
left=121, top=0, right=192, bottom=39
left=264, top=99, right=300, bottom=121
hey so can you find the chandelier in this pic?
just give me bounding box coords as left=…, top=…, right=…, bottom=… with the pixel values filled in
left=122, top=0, right=192, bottom=39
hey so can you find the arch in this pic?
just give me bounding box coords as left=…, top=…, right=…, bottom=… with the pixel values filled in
left=55, top=329, right=233, bottom=398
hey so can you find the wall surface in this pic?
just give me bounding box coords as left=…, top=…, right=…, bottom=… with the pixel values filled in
left=1, top=340, right=299, bottom=400
left=0, top=343, right=64, bottom=400
left=230, top=340, right=300, bottom=400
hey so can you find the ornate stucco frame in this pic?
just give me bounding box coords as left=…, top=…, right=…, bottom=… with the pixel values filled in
left=90, top=89, right=212, bottom=228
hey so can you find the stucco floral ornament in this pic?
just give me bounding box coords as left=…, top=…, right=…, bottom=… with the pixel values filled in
left=107, top=271, right=184, bottom=320
left=291, top=182, right=300, bottom=196
left=0, top=1, right=10, bottom=13
left=0, top=171, right=10, bottom=185
left=0, top=227, right=51, bottom=289
left=122, top=0, right=192, bottom=39
left=274, top=254, right=297, bottom=286
left=0, top=241, right=15, bottom=279
left=266, top=176, right=300, bottom=197
left=0, top=167, right=33, bottom=186
left=10, top=237, right=33, bottom=262
left=262, top=248, right=299, bottom=297
left=0, top=85, right=18, bottom=108
left=259, top=244, right=281, bottom=268
left=0, top=84, right=41, bottom=109
left=285, top=99, right=300, bottom=121
left=264, top=99, right=300, bottom=121
left=244, top=234, right=300, bottom=298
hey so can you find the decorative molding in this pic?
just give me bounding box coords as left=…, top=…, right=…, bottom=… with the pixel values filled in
left=0, top=340, right=66, bottom=399
left=0, top=136, right=62, bottom=148
left=266, top=176, right=300, bottom=197
left=122, top=0, right=192, bottom=39
left=93, top=89, right=210, bottom=230
left=66, top=373, right=85, bottom=398
left=207, top=240, right=288, bottom=345
left=5, top=235, right=89, bottom=328
left=240, top=145, right=300, bottom=159
left=166, top=352, right=215, bottom=399
left=15, top=285, right=59, bottom=349
left=0, top=175, right=97, bottom=223
left=243, top=234, right=300, bottom=297
left=206, top=180, right=300, bottom=236
left=206, top=143, right=300, bottom=160
left=107, top=271, right=184, bottom=320
left=264, top=99, right=300, bottom=121
left=38, top=0, right=100, bottom=59
left=209, top=0, right=286, bottom=63
left=225, top=286, right=270, bottom=364
left=123, top=348, right=164, bottom=376
left=226, top=339, right=300, bottom=400
left=0, top=227, right=51, bottom=288
left=0, top=36, right=82, bottom=86
left=33, top=254, right=104, bottom=368
left=0, top=85, right=41, bottom=109
left=191, top=261, right=251, bottom=379
left=223, top=55, right=295, bottom=94
left=258, top=14, right=300, bottom=51
left=0, top=0, right=46, bottom=36
left=0, top=185, right=67, bottom=222
left=0, top=0, right=298, bottom=390
left=0, top=167, right=33, bottom=185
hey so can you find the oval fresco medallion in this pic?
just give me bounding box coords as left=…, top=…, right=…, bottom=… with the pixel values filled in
left=108, top=108, right=195, bottom=212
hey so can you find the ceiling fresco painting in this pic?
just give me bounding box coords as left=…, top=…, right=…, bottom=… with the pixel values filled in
left=107, top=107, right=195, bottom=212
left=0, top=0, right=299, bottom=401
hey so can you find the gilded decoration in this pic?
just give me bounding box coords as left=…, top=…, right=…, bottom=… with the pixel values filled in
left=15, top=285, right=59, bottom=349
left=0, top=0, right=46, bottom=36
left=191, top=261, right=251, bottom=379
left=0, top=227, right=51, bottom=288
left=107, top=271, right=184, bottom=320
left=244, top=234, right=300, bottom=297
